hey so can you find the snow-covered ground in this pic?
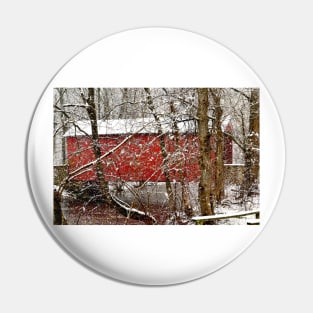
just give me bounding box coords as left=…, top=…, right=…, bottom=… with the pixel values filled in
left=57, top=182, right=260, bottom=225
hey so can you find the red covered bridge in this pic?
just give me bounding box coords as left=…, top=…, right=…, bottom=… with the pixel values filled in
left=64, top=118, right=232, bottom=183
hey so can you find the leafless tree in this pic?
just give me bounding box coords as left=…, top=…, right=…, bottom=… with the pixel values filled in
left=197, top=88, right=213, bottom=216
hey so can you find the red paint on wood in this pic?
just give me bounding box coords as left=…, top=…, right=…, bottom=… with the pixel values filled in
left=67, top=133, right=232, bottom=182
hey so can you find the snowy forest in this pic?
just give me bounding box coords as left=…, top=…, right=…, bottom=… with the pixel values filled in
left=53, top=88, right=259, bottom=225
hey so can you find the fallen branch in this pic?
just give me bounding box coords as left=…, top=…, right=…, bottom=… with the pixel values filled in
left=110, top=193, right=157, bottom=224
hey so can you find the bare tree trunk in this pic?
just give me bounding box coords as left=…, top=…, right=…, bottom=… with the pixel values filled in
left=53, top=88, right=67, bottom=165
left=120, top=88, right=128, bottom=119
left=197, top=88, right=213, bottom=216
left=96, top=88, right=101, bottom=119
left=53, top=88, right=68, bottom=224
left=244, top=88, right=260, bottom=193
left=210, top=89, right=225, bottom=204
left=144, top=88, right=175, bottom=212
left=249, top=88, right=260, bottom=185
left=81, top=88, right=111, bottom=203
left=170, top=101, right=192, bottom=217
left=54, top=189, right=67, bottom=225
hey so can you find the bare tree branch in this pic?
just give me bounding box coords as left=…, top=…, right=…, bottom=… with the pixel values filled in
left=231, top=88, right=251, bottom=101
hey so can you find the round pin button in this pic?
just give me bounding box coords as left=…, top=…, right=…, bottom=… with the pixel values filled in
left=27, top=28, right=285, bottom=285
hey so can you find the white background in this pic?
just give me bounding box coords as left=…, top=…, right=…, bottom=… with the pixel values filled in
left=0, top=1, right=312, bottom=312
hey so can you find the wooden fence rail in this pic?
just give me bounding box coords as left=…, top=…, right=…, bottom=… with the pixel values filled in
left=192, top=210, right=260, bottom=225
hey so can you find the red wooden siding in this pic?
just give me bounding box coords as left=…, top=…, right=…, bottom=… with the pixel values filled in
left=67, top=133, right=232, bottom=182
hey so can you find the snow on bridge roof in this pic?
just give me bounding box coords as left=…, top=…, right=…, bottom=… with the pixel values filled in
left=64, top=118, right=193, bottom=137
left=64, top=117, right=230, bottom=137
